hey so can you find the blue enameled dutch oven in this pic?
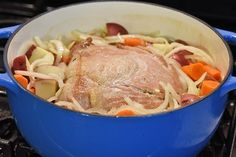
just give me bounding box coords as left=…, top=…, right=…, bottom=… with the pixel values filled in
left=0, top=2, right=236, bottom=157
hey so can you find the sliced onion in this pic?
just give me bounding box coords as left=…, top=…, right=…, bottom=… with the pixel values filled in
left=124, top=97, right=146, bottom=113
left=50, top=40, right=64, bottom=54
left=29, top=53, right=54, bottom=71
left=14, top=70, right=64, bottom=89
left=47, top=96, right=58, bottom=102
left=175, top=67, right=199, bottom=95
left=166, top=83, right=180, bottom=102
left=55, top=101, right=79, bottom=111
left=26, top=80, right=35, bottom=90
left=15, top=70, right=54, bottom=79
left=67, top=41, right=76, bottom=50
left=152, top=43, right=171, bottom=55
left=173, top=98, right=180, bottom=109
left=72, top=30, right=108, bottom=45
left=194, top=72, right=207, bottom=86
left=55, top=87, right=63, bottom=97
left=86, top=107, right=108, bottom=115
left=153, top=82, right=170, bottom=112
left=34, top=36, right=48, bottom=49
left=71, top=96, right=85, bottom=112
left=47, top=42, right=57, bottom=54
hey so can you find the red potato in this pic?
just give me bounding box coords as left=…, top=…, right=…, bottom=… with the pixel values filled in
left=12, top=55, right=27, bottom=71
left=106, top=23, right=128, bottom=36
left=171, top=50, right=192, bottom=66
left=181, top=93, right=200, bottom=106
left=25, top=45, right=36, bottom=58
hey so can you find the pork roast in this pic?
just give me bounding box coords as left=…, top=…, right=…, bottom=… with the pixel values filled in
left=59, top=44, right=185, bottom=110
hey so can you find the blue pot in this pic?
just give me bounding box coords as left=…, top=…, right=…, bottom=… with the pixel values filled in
left=0, top=2, right=236, bottom=157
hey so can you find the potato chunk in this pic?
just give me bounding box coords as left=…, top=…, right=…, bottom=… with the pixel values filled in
left=35, top=80, right=57, bottom=100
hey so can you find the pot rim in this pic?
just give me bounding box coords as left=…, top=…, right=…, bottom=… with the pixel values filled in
left=4, top=1, right=233, bottom=119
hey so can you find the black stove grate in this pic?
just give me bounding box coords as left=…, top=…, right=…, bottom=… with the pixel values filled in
left=0, top=117, right=41, bottom=157
left=197, top=97, right=236, bottom=157
left=0, top=1, right=236, bottom=157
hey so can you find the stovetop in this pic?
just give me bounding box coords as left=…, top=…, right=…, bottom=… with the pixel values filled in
left=0, top=1, right=236, bottom=157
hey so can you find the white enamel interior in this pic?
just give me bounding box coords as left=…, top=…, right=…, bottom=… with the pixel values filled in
left=7, top=1, right=229, bottom=78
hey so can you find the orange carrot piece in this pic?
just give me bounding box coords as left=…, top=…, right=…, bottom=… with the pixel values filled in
left=181, top=62, right=205, bottom=81
left=203, top=65, right=221, bottom=81
left=190, top=62, right=205, bottom=81
left=199, top=80, right=219, bottom=96
left=182, top=61, right=222, bottom=82
left=124, top=37, right=146, bottom=46
left=182, top=65, right=192, bottom=77
left=14, top=74, right=28, bottom=88
left=62, top=55, right=71, bottom=64
left=116, top=109, right=136, bottom=116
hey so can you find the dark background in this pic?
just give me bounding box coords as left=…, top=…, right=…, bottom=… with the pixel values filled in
left=0, top=0, right=236, bottom=31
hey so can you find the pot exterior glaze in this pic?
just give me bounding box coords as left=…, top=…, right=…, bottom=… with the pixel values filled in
left=0, top=2, right=236, bottom=157
left=3, top=75, right=229, bottom=157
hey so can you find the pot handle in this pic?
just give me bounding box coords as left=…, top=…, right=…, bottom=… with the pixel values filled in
left=215, top=28, right=236, bottom=44
left=0, top=73, right=19, bottom=94
left=220, top=76, right=236, bottom=96
left=0, top=25, right=20, bottom=39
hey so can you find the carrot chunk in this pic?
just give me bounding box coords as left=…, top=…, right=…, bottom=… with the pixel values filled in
left=203, top=65, right=221, bottom=81
left=116, top=109, right=136, bottom=116
left=14, top=74, right=28, bottom=88
left=190, top=63, right=205, bottom=80
left=182, top=61, right=222, bottom=82
left=199, top=80, right=219, bottom=96
left=124, top=38, right=145, bottom=46
left=182, top=62, right=205, bottom=81
left=182, top=65, right=192, bottom=77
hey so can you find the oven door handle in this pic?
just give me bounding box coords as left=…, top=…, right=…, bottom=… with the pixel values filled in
left=0, top=25, right=235, bottom=43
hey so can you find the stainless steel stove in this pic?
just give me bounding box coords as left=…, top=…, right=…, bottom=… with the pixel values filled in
left=0, top=1, right=236, bottom=157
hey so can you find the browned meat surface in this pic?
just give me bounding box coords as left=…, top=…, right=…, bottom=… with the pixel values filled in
left=59, top=44, right=184, bottom=110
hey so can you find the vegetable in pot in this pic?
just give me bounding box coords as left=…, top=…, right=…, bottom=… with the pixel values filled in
left=11, top=22, right=223, bottom=116
left=171, top=50, right=192, bottom=66
left=29, top=47, right=54, bottom=64
left=116, top=109, right=136, bottom=116
left=181, top=93, right=200, bottom=106
left=124, top=37, right=146, bottom=46
left=14, top=74, right=28, bottom=88
left=199, top=80, right=219, bottom=96
left=182, top=62, right=205, bottom=81
left=106, top=23, right=128, bottom=36
left=12, top=55, right=27, bottom=71
left=35, top=80, right=58, bottom=100
left=35, top=65, right=65, bottom=79
left=25, top=45, right=36, bottom=58
left=203, top=65, right=221, bottom=81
